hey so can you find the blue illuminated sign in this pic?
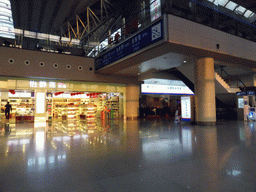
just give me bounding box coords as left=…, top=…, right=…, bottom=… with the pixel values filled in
left=247, top=91, right=255, bottom=95
left=236, top=91, right=255, bottom=96
left=236, top=92, right=247, bottom=96
left=95, top=19, right=164, bottom=70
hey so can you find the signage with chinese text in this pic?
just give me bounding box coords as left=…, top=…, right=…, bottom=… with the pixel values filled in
left=141, top=84, right=194, bottom=95
left=29, top=81, right=67, bottom=89
left=236, top=92, right=247, bottom=96
left=95, top=19, right=164, bottom=70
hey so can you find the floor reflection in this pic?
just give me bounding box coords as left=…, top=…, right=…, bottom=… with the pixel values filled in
left=2, top=119, right=256, bottom=191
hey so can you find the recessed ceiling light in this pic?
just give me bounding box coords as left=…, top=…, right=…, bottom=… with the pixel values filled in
left=183, top=60, right=187, bottom=63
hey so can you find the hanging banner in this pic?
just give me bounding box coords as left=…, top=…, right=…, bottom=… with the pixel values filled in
left=150, top=0, right=161, bottom=22
left=181, top=96, right=191, bottom=121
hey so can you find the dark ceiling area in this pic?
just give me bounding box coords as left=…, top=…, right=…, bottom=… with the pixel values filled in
left=10, top=0, right=122, bottom=36
left=8, top=0, right=256, bottom=43
left=232, top=0, right=256, bottom=10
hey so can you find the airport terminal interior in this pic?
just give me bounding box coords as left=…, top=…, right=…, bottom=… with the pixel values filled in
left=1, top=0, right=256, bottom=191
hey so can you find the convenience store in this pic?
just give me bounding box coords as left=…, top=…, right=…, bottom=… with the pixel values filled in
left=0, top=78, right=126, bottom=122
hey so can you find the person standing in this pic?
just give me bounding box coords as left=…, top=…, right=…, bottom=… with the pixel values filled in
left=5, top=102, right=12, bottom=119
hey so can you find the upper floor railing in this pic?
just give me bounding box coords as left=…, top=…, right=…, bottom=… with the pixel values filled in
left=165, top=0, right=256, bottom=42
left=1, top=0, right=256, bottom=58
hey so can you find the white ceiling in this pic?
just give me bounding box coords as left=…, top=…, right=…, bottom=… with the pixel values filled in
left=116, top=52, right=195, bottom=76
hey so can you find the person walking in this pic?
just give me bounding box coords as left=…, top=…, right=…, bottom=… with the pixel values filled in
left=5, top=102, right=12, bottom=119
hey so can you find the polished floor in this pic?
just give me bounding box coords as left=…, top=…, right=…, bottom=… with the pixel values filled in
left=1, top=118, right=256, bottom=192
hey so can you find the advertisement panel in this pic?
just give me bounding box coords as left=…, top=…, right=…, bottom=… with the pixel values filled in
left=150, top=0, right=161, bottom=22
left=181, top=96, right=191, bottom=121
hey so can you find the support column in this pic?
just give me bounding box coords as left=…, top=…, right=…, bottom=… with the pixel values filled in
left=126, top=85, right=140, bottom=120
left=195, top=57, right=216, bottom=125
left=34, top=90, right=46, bottom=122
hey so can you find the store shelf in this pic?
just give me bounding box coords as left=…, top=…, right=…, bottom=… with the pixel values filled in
left=106, top=98, right=119, bottom=118
left=1, top=98, right=35, bottom=117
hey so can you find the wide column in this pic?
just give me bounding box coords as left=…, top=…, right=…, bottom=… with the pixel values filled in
left=195, top=57, right=216, bottom=125
left=126, top=85, right=140, bottom=120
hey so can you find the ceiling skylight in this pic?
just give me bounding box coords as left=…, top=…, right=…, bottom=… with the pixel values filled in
left=244, top=10, right=253, bottom=18
left=225, top=1, right=238, bottom=11
left=206, top=0, right=256, bottom=21
left=235, top=6, right=246, bottom=14
left=0, top=0, right=15, bottom=39
left=218, top=0, right=229, bottom=6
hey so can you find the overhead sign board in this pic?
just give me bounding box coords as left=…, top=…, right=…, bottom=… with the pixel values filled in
left=247, top=91, right=255, bottom=95
left=95, top=19, right=164, bottom=70
left=236, top=91, right=255, bottom=96
left=141, top=84, right=194, bottom=95
left=236, top=92, right=247, bottom=96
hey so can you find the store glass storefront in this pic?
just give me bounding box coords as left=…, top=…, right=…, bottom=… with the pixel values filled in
left=140, top=79, right=194, bottom=121
left=0, top=78, right=126, bottom=122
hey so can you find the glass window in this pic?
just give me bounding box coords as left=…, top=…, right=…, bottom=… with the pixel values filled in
left=225, top=1, right=238, bottom=11
left=49, top=34, right=59, bottom=42
left=0, top=7, right=11, bottom=14
left=24, top=30, right=36, bottom=38
left=0, top=1, right=10, bottom=7
left=235, top=6, right=246, bottom=14
left=71, top=39, right=80, bottom=45
left=0, top=0, right=14, bottom=39
left=0, top=0, right=11, bottom=5
left=0, top=15, right=10, bottom=20
left=14, top=28, right=23, bottom=35
left=37, top=33, right=48, bottom=40
left=244, top=10, right=253, bottom=18
left=61, top=37, right=70, bottom=42
left=249, top=13, right=255, bottom=18
left=212, top=0, right=218, bottom=5
left=218, top=0, right=229, bottom=6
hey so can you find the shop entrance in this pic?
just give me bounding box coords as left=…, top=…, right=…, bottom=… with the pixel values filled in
left=139, top=95, right=181, bottom=118
left=139, top=79, right=194, bottom=121
left=1, top=91, right=123, bottom=123
left=49, top=92, right=122, bottom=122
left=1, top=91, right=35, bottom=122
